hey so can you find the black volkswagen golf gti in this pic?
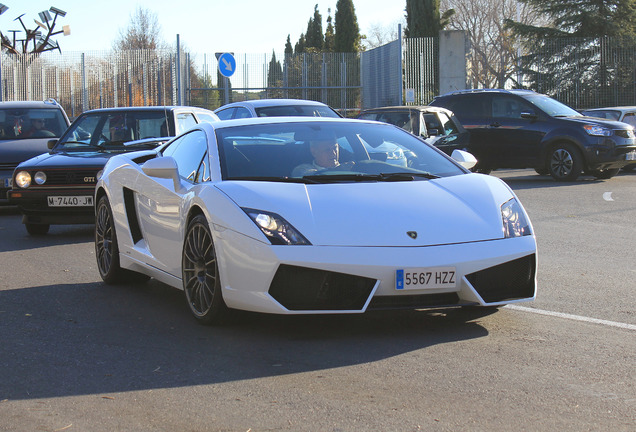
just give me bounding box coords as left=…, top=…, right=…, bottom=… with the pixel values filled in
left=8, top=106, right=218, bottom=235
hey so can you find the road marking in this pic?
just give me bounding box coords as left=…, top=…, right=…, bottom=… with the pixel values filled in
left=505, top=304, right=636, bottom=331
left=603, top=192, right=614, bottom=201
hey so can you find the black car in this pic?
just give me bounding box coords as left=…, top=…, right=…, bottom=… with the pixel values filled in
left=357, top=105, right=469, bottom=155
left=429, top=89, right=636, bottom=181
left=8, top=106, right=219, bottom=235
left=0, top=99, right=71, bottom=204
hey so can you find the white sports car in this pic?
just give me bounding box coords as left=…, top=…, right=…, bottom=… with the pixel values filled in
left=95, top=117, right=536, bottom=324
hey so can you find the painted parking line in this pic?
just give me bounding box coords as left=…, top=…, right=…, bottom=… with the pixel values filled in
left=505, top=304, right=636, bottom=331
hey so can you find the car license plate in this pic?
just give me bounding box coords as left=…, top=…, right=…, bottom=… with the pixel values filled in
left=396, top=267, right=457, bottom=290
left=626, top=150, right=636, bottom=161
left=47, top=196, right=94, bottom=207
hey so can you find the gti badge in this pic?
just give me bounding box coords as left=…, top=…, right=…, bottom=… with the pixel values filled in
left=407, top=231, right=417, bottom=239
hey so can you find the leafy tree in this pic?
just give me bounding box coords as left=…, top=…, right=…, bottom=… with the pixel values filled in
left=405, top=0, right=455, bottom=37
left=112, top=6, right=165, bottom=51
left=506, top=0, right=636, bottom=107
left=334, top=0, right=361, bottom=52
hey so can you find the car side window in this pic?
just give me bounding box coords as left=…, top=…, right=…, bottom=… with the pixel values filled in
left=195, top=112, right=219, bottom=124
left=175, top=113, right=198, bottom=134
left=216, top=108, right=235, bottom=120
left=437, top=112, right=458, bottom=135
left=444, top=96, right=489, bottom=120
left=622, top=113, right=636, bottom=127
left=234, top=107, right=252, bottom=119
left=358, top=113, right=379, bottom=121
left=162, top=130, right=208, bottom=183
left=492, top=96, right=532, bottom=119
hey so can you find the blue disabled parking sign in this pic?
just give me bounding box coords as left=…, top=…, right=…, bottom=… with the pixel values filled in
left=217, top=52, right=236, bottom=78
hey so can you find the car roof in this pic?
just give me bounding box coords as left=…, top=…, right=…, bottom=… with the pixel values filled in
left=360, top=106, right=453, bottom=113
left=436, top=88, right=539, bottom=98
left=77, top=106, right=213, bottom=114
left=216, top=99, right=331, bottom=110
left=582, top=106, right=636, bottom=112
left=0, top=100, right=64, bottom=109
left=204, top=116, right=374, bottom=129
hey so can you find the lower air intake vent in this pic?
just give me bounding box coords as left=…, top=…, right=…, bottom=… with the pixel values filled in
left=466, top=254, right=536, bottom=303
left=269, top=265, right=376, bottom=311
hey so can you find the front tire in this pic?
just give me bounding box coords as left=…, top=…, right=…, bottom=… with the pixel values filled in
left=95, top=195, right=148, bottom=284
left=548, top=144, right=583, bottom=181
left=182, top=214, right=228, bottom=325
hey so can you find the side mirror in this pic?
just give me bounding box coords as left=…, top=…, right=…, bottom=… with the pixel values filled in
left=427, top=128, right=440, bottom=136
left=142, top=156, right=180, bottom=190
left=520, top=110, right=537, bottom=120
left=47, top=139, right=57, bottom=150
left=451, top=149, right=478, bottom=170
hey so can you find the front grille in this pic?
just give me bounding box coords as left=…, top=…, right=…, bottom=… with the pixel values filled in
left=368, top=293, right=460, bottom=310
left=466, top=254, right=536, bottom=303
left=614, top=129, right=635, bottom=138
left=0, top=163, right=17, bottom=170
left=39, top=169, right=100, bottom=186
left=269, top=265, right=376, bottom=311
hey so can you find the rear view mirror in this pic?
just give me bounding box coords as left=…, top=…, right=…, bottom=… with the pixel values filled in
left=142, top=156, right=181, bottom=190
left=47, top=139, right=57, bottom=149
left=451, top=149, right=478, bottom=170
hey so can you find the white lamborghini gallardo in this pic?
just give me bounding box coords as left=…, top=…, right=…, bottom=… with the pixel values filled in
left=95, top=117, right=536, bottom=324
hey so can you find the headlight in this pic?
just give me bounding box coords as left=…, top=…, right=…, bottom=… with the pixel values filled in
left=243, top=208, right=311, bottom=245
left=501, top=198, right=532, bottom=238
left=583, top=124, right=612, bottom=137
left=34, top=171, right=47, bottom=185
left=15, top=171, right=32, bottom=188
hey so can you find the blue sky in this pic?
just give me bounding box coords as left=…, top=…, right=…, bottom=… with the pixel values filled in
left=6, top=0, right=406, bottom=54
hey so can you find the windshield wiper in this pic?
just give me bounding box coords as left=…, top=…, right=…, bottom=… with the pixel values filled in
left=379, top=172, right=440, bottom=180
left=227, top=176, right=321, bottom=184
left=55, top=141, right=107, bottom=151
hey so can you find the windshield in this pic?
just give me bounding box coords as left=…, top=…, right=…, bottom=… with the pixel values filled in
left=255, top=105, right=340, bottom=118
left=57, top=111, right=172, bottom=151
left=0, top=108, right=67, bottom=140
left=216, top=121, right=464, bottom=182
left=523, top=94, right=582, bottom=117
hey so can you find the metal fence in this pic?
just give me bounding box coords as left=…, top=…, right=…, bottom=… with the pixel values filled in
left=403, top=37, right=439, bottom=106
left=518, top=36, right=636, bottom=109
left=0, top=49, right=362, bottom=118
left=4, top=36, right=636, bottom=118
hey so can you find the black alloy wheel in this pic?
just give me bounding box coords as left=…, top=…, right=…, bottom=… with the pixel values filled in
left=95, top=195, right=148, bottom=284
left=549, top=144, right=582, bottom=181
left=182, top=214, right=228, bottom=325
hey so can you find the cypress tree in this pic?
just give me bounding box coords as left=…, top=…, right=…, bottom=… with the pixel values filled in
left=334, top=0, right=361, bottom=52
left=324, top=9, right=335, bottom=52
left=404, top=0, right=454, bottom=38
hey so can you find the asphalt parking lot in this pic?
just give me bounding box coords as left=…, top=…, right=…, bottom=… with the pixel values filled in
left=0, top=169, right=634, bottom=431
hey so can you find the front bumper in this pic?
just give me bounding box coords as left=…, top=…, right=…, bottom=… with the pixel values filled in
left=8, top=187, right=96, bottom=225
left=583, top=136, right=636, bottom=170
left=211, top=229, right=537, bottom=315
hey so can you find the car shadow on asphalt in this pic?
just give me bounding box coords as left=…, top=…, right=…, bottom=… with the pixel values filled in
left=0, top=280, right=494, bottom=400
left=492, top=171, right=633, bottom=191
left=0, top=206, right=94, bottom=252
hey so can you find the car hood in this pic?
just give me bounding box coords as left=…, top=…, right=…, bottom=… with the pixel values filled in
left=16, top=151, right=116, bottom=169
left=216, top=173, right=516, bottom=247
left=562, top=116, right=631, bottom=129
left=0, top=138, right=51, bottom=165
